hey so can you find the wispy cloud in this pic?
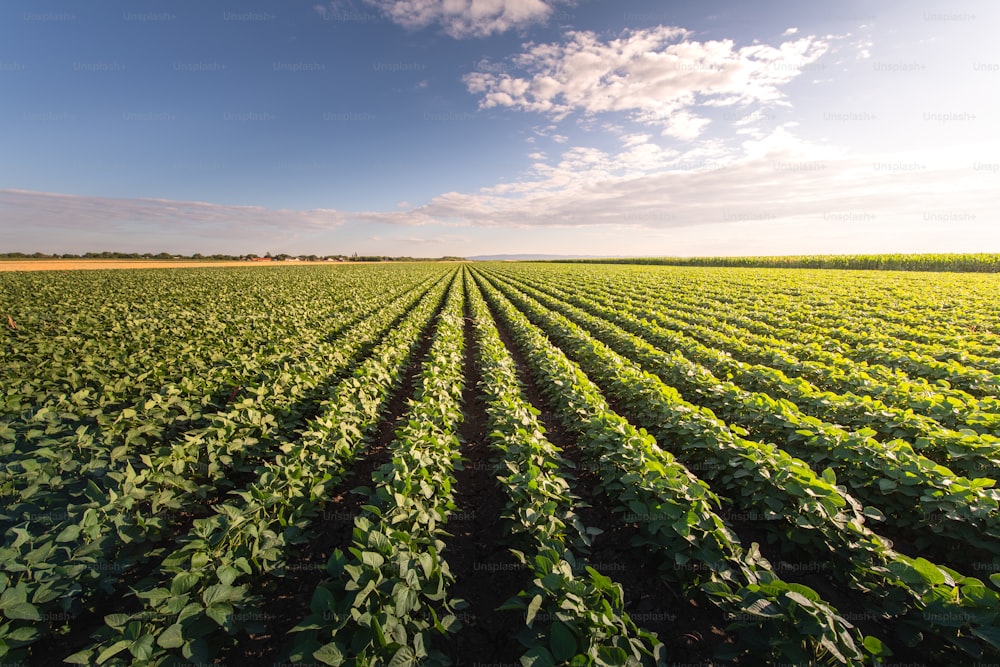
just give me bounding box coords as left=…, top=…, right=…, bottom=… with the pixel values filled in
left=376, top=233, right=471, bottom=245
left=0, top=189, right=347, bottom=239
left=317, top=0, right=571, bottom=38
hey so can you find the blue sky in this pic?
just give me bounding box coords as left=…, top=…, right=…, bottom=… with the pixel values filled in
left=1, top=0, right=997, bottom=257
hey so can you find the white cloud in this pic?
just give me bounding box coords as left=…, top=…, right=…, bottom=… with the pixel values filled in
left=362, top=0, right=568, bottom=38
left=659, top=110, right=711, bottom=140
left=783, top=27, right=799, bottom=36
left=341, top=131, right=1000, bottom=251
left=621, top=133, right=652, bottom=147
left=464, top=26, right=832, bottom=139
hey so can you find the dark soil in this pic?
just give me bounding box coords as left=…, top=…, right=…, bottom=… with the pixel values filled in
left=443, top=295, right=529, bottom=666
left=573, top=458, right=738, bottom=665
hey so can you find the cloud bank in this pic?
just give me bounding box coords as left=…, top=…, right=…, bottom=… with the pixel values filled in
left=4, top=129, right=995, bottom=255
left=464, top=26, right=830, bottom=138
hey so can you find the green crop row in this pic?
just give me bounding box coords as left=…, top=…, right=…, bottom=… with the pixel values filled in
left=58, top=270, right=456, bottom=666
left=472, top=270, right=878, bottom=665
left=483, top=270, right=1000, bottom=568
left=476, top=268, right=1000, bottom=662
left=510, top=263, right=1000, bottom=435
left=0, top=272, right=447, bottom=662
left=503, top=267, right=1000, bottom=472
left=466, top=270, right=666, bottom=665
left=550, top=253, right=1000, bottom=273
left=289, top=272, right=468, bottom=666
left=0, top=268, right=438, bottom=528
left=1, top=260, right=996, bottom=663
left=606, top=268, right=1000, bottom=400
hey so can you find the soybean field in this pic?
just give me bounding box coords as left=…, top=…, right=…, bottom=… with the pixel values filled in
left=2, top=262, right=1000, bottom=666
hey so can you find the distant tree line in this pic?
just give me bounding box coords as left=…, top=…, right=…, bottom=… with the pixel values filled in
left=0, top=251, right=238, bottom=260
left=548, top=253, right=1000, bottom=273
left=0, top=251, right=467, bottom=262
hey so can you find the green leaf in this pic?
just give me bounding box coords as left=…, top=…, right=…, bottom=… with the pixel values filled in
left=218, top=565, right=239, bottom=586
left=202, top=584, right=239, bottom=606
left=585, top=566, right=612, bottom=592
left=597, top=645, right=630, bottom=663
left=388, top=645, right=416, bottom=667
left=819, top=635, right=847, bottom=663
left=521, top=646, right=556, bottom=667
left=360, top=551, right=385, bottom=569
left=911, top=558, right=946, bottom=585
left=0, top=582, right=28, bottom=606
left=136, top=587, right=172, bottom=605
left=5, top=625, right=40, bottom=642
left=820, top=467, right=836, bottom=485
left=171, top=571, right=199, bottom=595
left=862, top=506, right=885, bottom=521
left=740, top=598, right=782, bottom=618
left=156, top=623, right=185, bottom=649
left=206, top=602, right=234, bottom=627
left=96, top=640, right=132, bottom=664
left=183, top=636, right=209, bottom=662
left=326, top=549, right=348, bottom=577
left=4, top=601, right=41, bottom=621
left=314, top=642, right=346, bottom=666
left=550, top=621, right=577, bottom=662
left=395, top=586, right=417, bottom=616
left=784, top=591, right=815, bottom=608
left=63, top=649, right=94, bottom=664
left=972, top=625, right=1000, bottom=650
left=784, top=583, right=821, bottom=602
left=104, top=613, right=132, bottom=629
left=310, top=585, right=336, bottom=618
left=128, top=633, right=155, bottom=660
left=878, top=479, right=897, bottom=493
left=55, top=524, right=82, bottom=543
left=371, top=614, right=387, bottom=648
left=863, top=635, right=886, bottom=655
left=526, top=594, right=543, bottom=626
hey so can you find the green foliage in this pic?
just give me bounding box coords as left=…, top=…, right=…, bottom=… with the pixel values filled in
left=549, top=253, right=1000, bottom=273
left=289, top=277, right=467, bottom=665
left=478, top=262, right=1000, bottom=663
left=1, top=265, right=455, bottom=662
left=3, top=260, right=1000, bottom=665
left=474, top=270, right=872, bottom=665
left=468, top=274, right=665, bottom=665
